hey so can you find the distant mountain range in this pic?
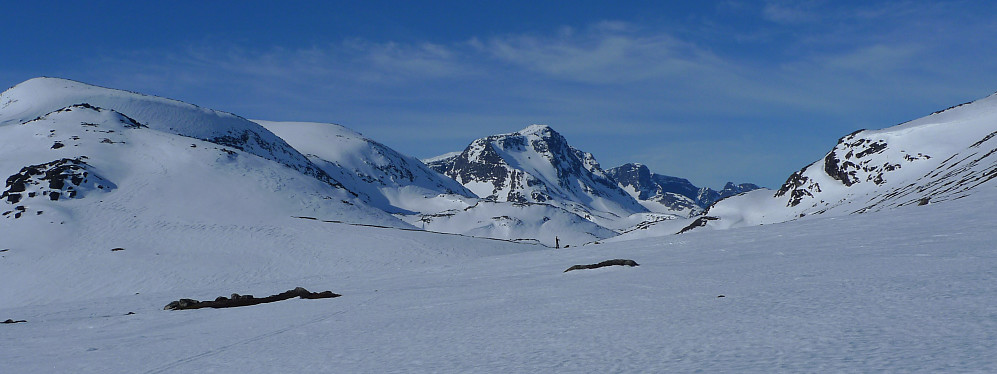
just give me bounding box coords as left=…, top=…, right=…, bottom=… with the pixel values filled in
left=3, top=77, right=995, bottom=246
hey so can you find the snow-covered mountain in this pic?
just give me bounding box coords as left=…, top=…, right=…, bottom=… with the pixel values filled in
left=606, top=163, right=761, bottom=217
left=700, top=91, right=997, bottom=230
left=0, top=78, right=343, bottom=191
left=696, top=182, right=761, bottom=207
left=426, top=124, right=648, bottom=225
left=0, top=78, right=405, bottom=231
left=254, top=120, right=476, bottom=215
left=5, top=166, right=997, bottom=373
left=3, top=77, right=997, bottom=372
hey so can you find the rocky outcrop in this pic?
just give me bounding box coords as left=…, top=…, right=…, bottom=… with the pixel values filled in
left=564, top=259, right=639, bottom=272
left=2, top=157, right=114, bottom=205
left=164, top=287, right=341, bottom=310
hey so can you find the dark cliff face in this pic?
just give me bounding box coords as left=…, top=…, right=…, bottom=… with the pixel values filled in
left=607, top=163, right=760, bottom=210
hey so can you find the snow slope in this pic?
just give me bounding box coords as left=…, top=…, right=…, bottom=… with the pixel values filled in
left=2, top=179, right=995, bottom=373
left=255, top=120, right=476, bottom=214
left=0, top=80, right=407, bottom=239
left=678, top=91, right=997, bottom=232
left=0, top=78, right=342, bottom=189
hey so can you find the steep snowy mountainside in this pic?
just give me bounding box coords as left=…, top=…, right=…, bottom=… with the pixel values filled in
left=0, top=79, right=405, bottom=231
left=606, top=163, right=761, bottom=217
left=0, top=77, right=342, bottom=189
left=427, top=124, right=647, bottom=224
left=255, top=120, right=476, bottom=214
left=704, top=91, right=997, bottom=229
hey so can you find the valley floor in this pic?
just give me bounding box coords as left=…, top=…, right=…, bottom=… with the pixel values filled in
left=2, top=189, right=996, bottom=372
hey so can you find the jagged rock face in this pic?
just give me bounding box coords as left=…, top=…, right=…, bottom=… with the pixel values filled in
left=427, top=125, right=646, bottom=218
left=697, top=182, right=762, bottom=207
left=606, top=163, right=701, bottom=215
left=607, top=163, right=760, bottom=215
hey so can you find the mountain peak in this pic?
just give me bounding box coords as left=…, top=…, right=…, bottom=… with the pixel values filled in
left=427, top=125, right=647, bottom=220
left=515, top=124, right=556, bottom=137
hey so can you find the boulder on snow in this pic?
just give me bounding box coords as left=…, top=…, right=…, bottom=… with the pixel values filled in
left=564, top=259, right=639, bottom=272
left=164, top=287, right=341, bottom=310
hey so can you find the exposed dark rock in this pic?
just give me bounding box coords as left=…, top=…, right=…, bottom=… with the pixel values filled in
left=51, top=142, right=64, bottom=149
left=677, top=216, right=719, bottom=234
left=111, top=247, right=125, bottom=251
left=564, top=259, right=639, bottom=272
left=2, top=319, right=27, bottom=324
left=2, top=158, right=114, bottom=206
left=164, top=287, right=341, bottom=310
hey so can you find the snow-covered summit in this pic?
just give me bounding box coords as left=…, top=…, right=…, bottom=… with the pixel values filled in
left=0, top=77, right=342, bottom=189
left=426, top=124, right=647, bottom=223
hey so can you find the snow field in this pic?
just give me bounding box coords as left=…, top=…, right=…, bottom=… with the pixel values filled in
left=2, top=187, right=996, bottom=372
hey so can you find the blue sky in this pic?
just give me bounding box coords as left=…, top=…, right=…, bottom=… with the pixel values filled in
left=3, top=1, right=996, bottom=188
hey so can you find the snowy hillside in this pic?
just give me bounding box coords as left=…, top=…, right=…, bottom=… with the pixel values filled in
left=255, top=120, right=476, bottom=214
left=0, top=79, right=406, bottom=236
left=700, top=91, right=997, bottom=230
left=0, top=78, right=342, bottom=190
left=427, top=124, right=648, bottom=225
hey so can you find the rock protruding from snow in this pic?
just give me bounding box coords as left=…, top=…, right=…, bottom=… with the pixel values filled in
left=563, top=259, right=639, bottom=272
left=2, top=157, right=113, bottom=205
left=427, top=125, right=647, bottom=223
left=164, top=287, right=341, bottom=310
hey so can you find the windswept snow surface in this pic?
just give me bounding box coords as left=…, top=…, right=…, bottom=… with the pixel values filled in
left=2, top=187, right=996, bottom=372
left=254, top=120, right=476, bottom=214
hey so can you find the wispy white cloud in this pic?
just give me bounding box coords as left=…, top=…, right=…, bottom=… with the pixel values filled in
left=470, top=23, right=727, bottom=84
left=71, top=7, right=997, bottom=187
left=761, top=0, right=822, bottom=24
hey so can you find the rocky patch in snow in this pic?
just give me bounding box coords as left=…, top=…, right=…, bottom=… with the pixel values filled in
left=164, top=287, right=341, bottom=310
left=2, top=157, right=114, bottom=209
left=563, top=259, right=639, bottom=272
